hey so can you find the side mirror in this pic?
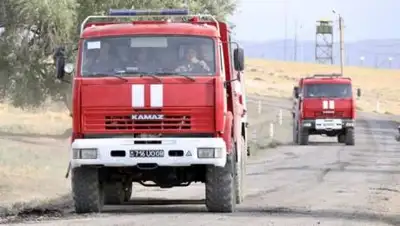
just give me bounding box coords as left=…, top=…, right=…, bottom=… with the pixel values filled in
left=293, top=86, right=299, bottom=98
left=356, top=88, right=361, bottom=97
left=54, top=46, right=66, bottom=79
left=233, top=47, right=244, bottom=71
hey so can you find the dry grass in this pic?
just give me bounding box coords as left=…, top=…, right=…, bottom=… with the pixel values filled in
left=0, top=102, right=71, bottom=208
left=245, top=58, right=400, bottom=115
left=0, top=138, right=70, bottom=207
left=0, top=101, right=71, bottom=135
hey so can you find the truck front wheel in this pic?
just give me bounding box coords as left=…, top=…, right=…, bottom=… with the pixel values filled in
left=104, top=182, right=125, bottom=205
left=235, top=137, right=246, bottom=204
left=205, top=152, right=236, bottom=212
left=338, top=134, right=345, bottom=143
left=345, top=128, right=355, bottom=145
left=71, top=167, right=104, bottom=213
left=298, top=128, right=309, bottom=145
left=292, top=121, right=299, bottom=144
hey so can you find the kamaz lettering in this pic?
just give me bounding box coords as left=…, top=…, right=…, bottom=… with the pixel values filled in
left=131, top=114, right=164, bottom=120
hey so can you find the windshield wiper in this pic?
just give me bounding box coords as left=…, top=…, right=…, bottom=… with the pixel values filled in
left=155, top=71, right=195, bottom=81
left=116, top=70, right=162, bottom=82
left=138, top=73, right=162, bottom=82
left=86, top=72, right=128, bottom=82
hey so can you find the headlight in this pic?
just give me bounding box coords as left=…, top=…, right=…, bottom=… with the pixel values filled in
left=73, top=148, right=98, bottom=159
left=197, top=148, right=223, bottom=158
left=303, top=122, right=312, bottom=127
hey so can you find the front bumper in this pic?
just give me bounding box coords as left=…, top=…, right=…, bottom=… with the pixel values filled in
left=70, top=137, right=227, bottom=168
left=301, top=119, right=354, bottom=130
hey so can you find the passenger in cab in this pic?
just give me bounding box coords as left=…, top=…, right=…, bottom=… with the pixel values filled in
left=82, top=41, right=121, bottom=74
left=199, top=44, right=214, bottom=70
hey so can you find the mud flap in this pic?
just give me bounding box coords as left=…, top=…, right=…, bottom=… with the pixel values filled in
left=65, top=161, right=71, bottom=178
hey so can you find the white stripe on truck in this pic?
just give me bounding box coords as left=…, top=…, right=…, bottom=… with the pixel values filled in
left=323, top=100, right=328, bottom=109
left=322, top=100, right=335, bottom=110
left=132, top=84, right=144, bottom=107
left=132, top=84, right=163, bottom=107
left=329, top=100, right=335, bottom=109
left=150, top=84, right=163, bottom=107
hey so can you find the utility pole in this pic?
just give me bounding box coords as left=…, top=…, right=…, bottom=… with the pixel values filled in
left=294, top=20, right=297, bottom=61
left=339, top=16, right=344, bottom=75
left=184, top=0, right=189, bottom=10
left=283, top=0, right=288, bottom=61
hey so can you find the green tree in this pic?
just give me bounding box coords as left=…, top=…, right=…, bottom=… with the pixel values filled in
left=0, top=0, right=238, bottom=109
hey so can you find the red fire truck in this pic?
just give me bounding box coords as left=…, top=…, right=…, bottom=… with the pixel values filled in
left=292, top=74, right=361, bottom=145
left=54, top=9, right=248, bottom=214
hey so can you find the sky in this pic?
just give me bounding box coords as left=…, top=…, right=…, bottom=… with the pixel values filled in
left=228, top=0, right=400, bottom=42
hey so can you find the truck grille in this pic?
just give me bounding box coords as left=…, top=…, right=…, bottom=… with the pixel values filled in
left=314, top=111, right=344, bottom=118
left=105, top=114, right=191, bottom=130
left=82, top=107, right=213, bottom=133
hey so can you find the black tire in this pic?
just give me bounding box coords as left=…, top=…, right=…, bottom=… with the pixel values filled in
left=345, top=128, right=355, bottom=145
left=298, top=128, right=309, bottom=145
left=292, top=121, right=299, bottom=144
left=338, top=134, right=345, bottom=143
left=124, top=182, right=133, bottom=202
left=104, top=182, right=125, bottom=205
left=235, top=137, right=246, bottom=204
left=71, top=167, right=103, bottom=213
left=205, top=152, right=236, bottom=212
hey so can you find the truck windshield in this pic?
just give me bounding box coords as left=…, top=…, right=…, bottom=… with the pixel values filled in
left=80, top=36, right=216, bottom=77
left=304, top=83, right=352, bottom=98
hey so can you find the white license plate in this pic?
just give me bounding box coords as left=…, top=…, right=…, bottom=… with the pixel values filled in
left=129, top=150, right=164, bottom=158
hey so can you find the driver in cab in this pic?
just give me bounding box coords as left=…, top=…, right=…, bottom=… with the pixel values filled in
left=175, top=47, right=210, bottom=73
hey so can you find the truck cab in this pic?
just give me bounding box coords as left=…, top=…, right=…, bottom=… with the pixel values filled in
left=53, top=9, right=247, bottom=214
left=292, top=73, right=361, bottom=145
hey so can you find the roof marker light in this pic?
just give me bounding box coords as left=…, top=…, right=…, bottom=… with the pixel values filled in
left=108, top=9, right=190, bottom=16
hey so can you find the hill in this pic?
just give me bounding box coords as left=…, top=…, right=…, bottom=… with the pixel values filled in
left=241, top=39, right=400, bottom=69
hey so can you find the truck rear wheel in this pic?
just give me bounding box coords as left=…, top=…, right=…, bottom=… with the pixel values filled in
left=345, top=128, right=355, bottom=145
left=71, top=167, right=104, bottom=213
left=205, top=152, right=236, bottom=212
left=298, top=128, right=309, bottom=145
left=104, top=182, right=125, bottom=205
left=338, top=134, right=345, bottom=143
left=124, top=181, right=133, bottom=202
left=235, top=137, right=246, bottom=204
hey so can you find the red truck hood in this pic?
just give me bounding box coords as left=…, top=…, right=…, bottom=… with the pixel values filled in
left=78, top=77, right=216, bottom=134
left=302, top=98, right=353, bottom=119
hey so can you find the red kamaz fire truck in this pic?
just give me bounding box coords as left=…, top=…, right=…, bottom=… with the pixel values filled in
left=292, top=73, right=361, bottom=145
left=54, top=8, right=248, bottom=214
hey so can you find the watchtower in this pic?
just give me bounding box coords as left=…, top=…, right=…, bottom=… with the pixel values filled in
left=315, top=20, right=333, bottom=64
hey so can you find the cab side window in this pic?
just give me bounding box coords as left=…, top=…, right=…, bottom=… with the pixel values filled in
left=219, top=43, right=226, bottom=80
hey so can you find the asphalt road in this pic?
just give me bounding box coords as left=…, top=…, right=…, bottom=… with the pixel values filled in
left=9, top=101, right=400, bottom=226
